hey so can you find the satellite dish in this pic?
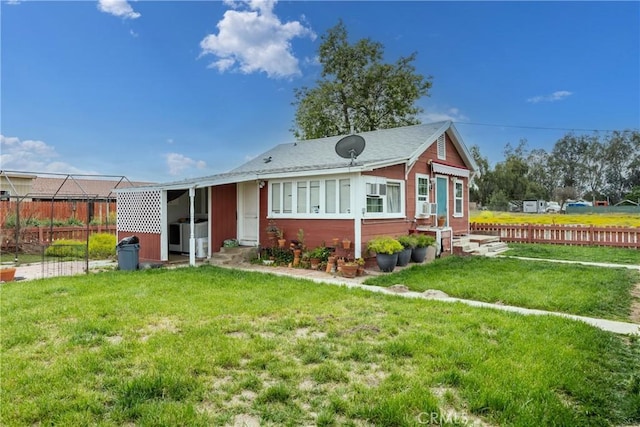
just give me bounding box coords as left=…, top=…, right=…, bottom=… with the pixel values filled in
left=335, top=134, right=366, bottom=165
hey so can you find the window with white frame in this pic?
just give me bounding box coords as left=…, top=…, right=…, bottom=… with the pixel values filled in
left=454, top=179, right=464, bottom=216
left=437, top=133, right=446, bottom=160
left=365, top=177, right=403, bottom=216
left=416, top=174, right=429, bottom=216
left=270, top=177, right=350, bottom=216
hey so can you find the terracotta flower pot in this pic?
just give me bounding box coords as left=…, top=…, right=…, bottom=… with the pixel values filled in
left=341, top=264, right=358, bottom=278
left=0, top=267, right=16, bottom=282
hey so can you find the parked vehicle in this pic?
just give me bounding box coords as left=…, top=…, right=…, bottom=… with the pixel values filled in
left=546, top=202, right=561, bottom=213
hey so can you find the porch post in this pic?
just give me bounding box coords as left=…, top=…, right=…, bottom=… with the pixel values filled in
left=189, top=186, right=196, bottom=266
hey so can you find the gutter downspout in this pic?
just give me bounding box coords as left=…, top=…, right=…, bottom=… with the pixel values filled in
left=189, top=186, right=196, bottom=266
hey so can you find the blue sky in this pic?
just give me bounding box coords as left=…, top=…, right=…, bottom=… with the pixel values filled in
left=1, top=0, right=639, bottom=183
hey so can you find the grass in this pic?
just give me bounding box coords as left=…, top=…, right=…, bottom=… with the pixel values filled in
left=0, top=266, right=640, bottom=426
left=471, top=210, right=640, bottom=227
left=1, top=266, right=640, bottom=426
left=364, top=256, right=638, bottom=321
left=505, top=243, right=640, bottom=265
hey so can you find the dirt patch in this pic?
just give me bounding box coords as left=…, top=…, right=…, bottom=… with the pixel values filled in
left=630, top=282, right=640, bottom=323
left=138, top=317, right=181, bottom=342
left=230, top=414, right=260, bottom=427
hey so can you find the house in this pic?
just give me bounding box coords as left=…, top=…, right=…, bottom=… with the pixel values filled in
left=115, top=121, right=478, bottom=265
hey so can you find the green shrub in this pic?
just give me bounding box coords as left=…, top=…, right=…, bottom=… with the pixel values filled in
left=45, top=239, right=86, bottom=259
left=44, top=234, right=116, bottom=260
left=89, top=233, right=116, bottom=259
left=396, top=235, right=416, bottom=249
left=414, top=234, right=436, bottom=248
left=367, top=236, right=403, bottom=255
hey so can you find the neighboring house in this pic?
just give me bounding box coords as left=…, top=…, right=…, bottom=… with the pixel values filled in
left=116, top=121, right=478, bottom=264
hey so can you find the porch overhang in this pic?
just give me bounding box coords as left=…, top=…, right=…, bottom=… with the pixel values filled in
left=431, top=161, right=470, bottom=178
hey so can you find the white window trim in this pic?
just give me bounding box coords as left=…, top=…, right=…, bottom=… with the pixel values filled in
left=453, top=179, right=464, bottom=217
left=415, top=173, right=430, bottom=218
left=363, top=176, right=405, bottom=218
left=268, top=175, right=353, bottom=219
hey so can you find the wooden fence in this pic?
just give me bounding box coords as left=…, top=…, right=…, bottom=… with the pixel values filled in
left=1, top=225, right=117, bottom=249
left=471, top=223, right=640, bottom=249
left=0, top=200, right=117, bottom=226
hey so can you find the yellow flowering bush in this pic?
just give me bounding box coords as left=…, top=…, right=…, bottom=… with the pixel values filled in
left=470, top=211, right=640, bottom=227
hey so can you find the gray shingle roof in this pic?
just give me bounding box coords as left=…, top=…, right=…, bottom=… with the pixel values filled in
left=117, top=121, right=476, bottom=192
left=230, top=121, right=452, bottom=175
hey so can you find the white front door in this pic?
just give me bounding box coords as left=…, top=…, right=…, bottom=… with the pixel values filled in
left=238, top=182, right=259, bottom=246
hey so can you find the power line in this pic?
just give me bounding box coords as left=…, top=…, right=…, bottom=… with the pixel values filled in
left=453, top=121, right=639, bottom=133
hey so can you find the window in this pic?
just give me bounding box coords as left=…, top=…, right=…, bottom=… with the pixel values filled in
left=339, top=179, right=351, bottom=213
left=297, top=181, right=307, bottom=213
left=416, top=174, right=429, bottom=216
left=325, top=180, right=336, bottom=213
left=437, top=133, right=446, bottom=160
left=365, top=178, right=403, bottom=216
left=454, top=180, right=464, bottom=216
left=387, top=182, right=401, bottom=213
left=270, top=177, right=350, bottom=217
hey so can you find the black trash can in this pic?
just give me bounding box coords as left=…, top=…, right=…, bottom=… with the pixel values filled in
left=116, top=236, right=140, bottom=271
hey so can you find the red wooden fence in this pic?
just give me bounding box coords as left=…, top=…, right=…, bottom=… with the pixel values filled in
left=1, top=225, right=117, bottom=249
left=0, top=200, right=117, bottom=226
left=471, top=223, right=640, bottom=249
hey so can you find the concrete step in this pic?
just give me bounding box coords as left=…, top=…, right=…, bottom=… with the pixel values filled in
left=209, top=246, right=257, bottom=266
left=484, top=242, right=509, bottom=252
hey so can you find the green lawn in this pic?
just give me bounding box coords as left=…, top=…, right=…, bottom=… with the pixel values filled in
left=2, top=266, right=639, bottom=426
left=364, top=256, right=639, bottom=321
left=505, top=243, right=640, bottom=265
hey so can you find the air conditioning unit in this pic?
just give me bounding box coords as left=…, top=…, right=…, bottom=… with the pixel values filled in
left=366, top=183, right=387, bottom=197
left=420, top=202, right=437, bottom=216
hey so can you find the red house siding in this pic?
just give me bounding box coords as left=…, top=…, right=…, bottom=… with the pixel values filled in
left=210, top=184, right=237, bottom=252
left=117, top=231, right=161, bottom=263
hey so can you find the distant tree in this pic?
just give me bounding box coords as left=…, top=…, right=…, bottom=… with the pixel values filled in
left=526, top=148, right=554, bottom=199
left=291, top=21, right=432, bottom=139
left=625, top=186, right=640, bottom=204
left=604, top=130, right=640, bottom=204
left=469, top=145, right=493, bottom=206
left=549, top=133, right=589, bottom=193
left=581, top=134, right=607, bottom=203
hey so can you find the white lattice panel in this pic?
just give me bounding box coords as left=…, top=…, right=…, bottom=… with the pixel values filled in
left=117, top=190, right=162, bottom=233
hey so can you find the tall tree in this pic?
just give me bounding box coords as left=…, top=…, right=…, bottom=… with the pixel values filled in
left=469, top=144, right=493, bottom=206
left=292, top=21, right=432, bottom=139
left=604, top=130, right=640, bottom=204
left=549, top=133, right=589, bottom=193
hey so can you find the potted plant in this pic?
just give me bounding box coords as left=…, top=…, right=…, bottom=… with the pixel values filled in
left=355, top=257, right=366, bottom=276
left=437, top=215, right=446, bottom=227
left=412, top=234, right=436, bottom=263
left=307, top=246, right=330, bottom=270
left=396, top=235, right=416, bottom=267
left=340, top=260, right=359, bottom=278
left=342, top=237, right=351, bottom=250
left=367, top=236, right=403, bottom=272
left=276, top=228, right=286, bottom=248
left=332, top=237, right=340, bottom=247
left=265, top=220, right=279, bottom=246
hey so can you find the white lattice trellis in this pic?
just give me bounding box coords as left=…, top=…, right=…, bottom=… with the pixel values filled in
left=117, top=190, right=162, bottom=233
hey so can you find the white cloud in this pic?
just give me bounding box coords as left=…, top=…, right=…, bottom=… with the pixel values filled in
left=527, top=90, right=572, bottom=104
left=97, top=0, right=141, bottom=20
left=0, top=134, right=94, bottom=174
left=165, top=153, right=207, bottom=176
left=200, top=0, right=315, bottom=78
left=423, top=107, right=469, bottom=123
